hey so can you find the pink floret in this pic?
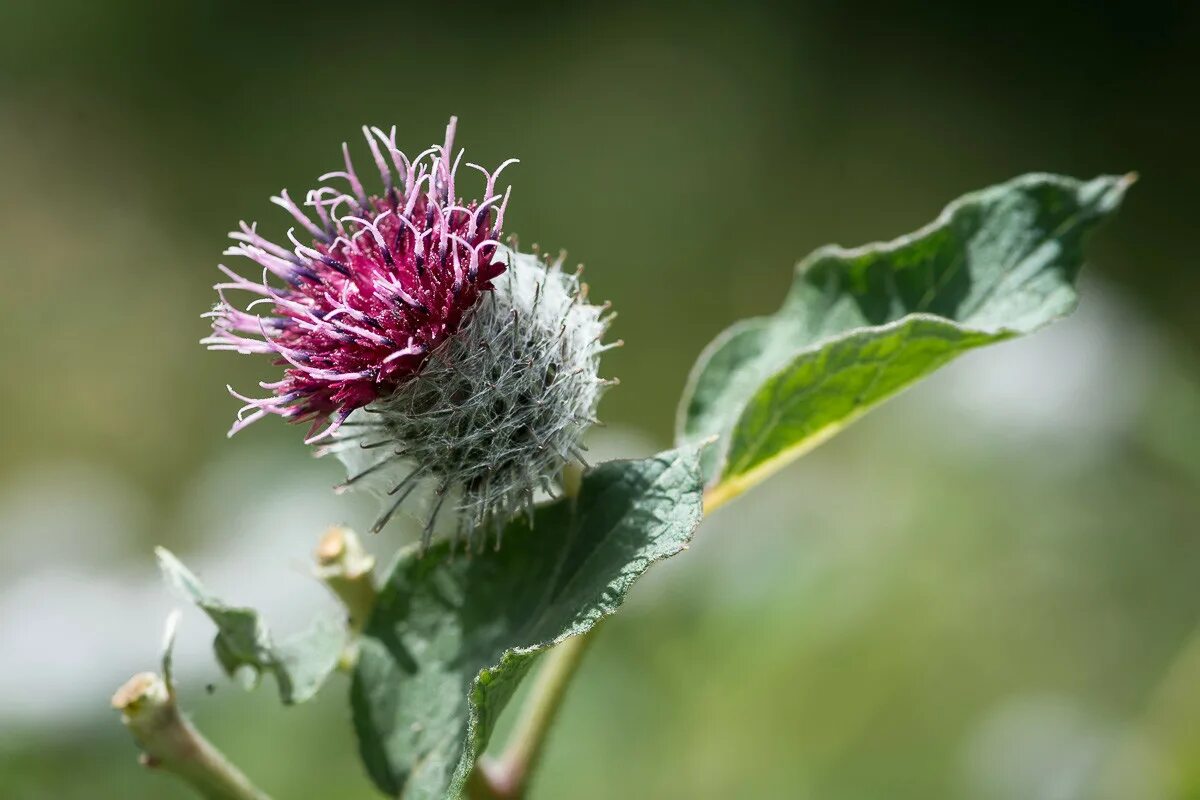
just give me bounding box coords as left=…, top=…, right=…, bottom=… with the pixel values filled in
left=204, top=118, right=517, bottom=442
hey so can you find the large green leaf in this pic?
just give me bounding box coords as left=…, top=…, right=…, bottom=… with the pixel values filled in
left=677, top=172, right=1132, bottom=493
left=156, top=547, right=343, bottom=704
left=351, top=447, right=705, bottom=799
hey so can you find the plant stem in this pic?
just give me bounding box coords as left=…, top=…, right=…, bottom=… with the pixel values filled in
left=113, top=672, right=271, bottom=800
left=475, top=627, right=599, bottom=798
left=313, top=525, right=377, bottom=634
left=470, top=484, right=731, bottom=798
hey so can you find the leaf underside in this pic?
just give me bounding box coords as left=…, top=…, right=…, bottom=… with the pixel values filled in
left=677, top=172, right=1132, bottom=489
left=351, top=447, right=705, bottom=799
left=156, top=548, right=343, bottom=705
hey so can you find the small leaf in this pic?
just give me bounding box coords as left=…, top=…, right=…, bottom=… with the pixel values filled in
left=678, top=172, right=1132, bottom=493
left=155, top=548, right=343, bottom=705
left=351, top=447, right=705, bottom=799
left=160, top=609, right=181, bottom=691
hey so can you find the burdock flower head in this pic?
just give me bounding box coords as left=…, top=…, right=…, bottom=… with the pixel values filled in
left=205, top=119, right=616, bottom=548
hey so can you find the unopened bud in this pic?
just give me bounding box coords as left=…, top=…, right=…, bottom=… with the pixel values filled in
left=313, top=526, right=376, bottom=633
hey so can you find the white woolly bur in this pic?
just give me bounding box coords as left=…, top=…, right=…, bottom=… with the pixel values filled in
left=327, top=246, right=612, bottom=550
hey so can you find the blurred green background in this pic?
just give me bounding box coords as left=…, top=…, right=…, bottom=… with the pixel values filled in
left=2, top=1, right=1199, bottom=798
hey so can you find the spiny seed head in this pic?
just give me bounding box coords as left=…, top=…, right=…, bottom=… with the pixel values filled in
left=205, top=120, right=617, bottom=547
left=327, top=247, right=614, bottom=550
left=204, top=117, right=516, bottom=442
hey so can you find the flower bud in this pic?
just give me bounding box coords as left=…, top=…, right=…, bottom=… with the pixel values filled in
left=330, top=246, right=614, bottom=548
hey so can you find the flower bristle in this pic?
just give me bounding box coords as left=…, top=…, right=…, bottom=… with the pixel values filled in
left=204, top=118, right=518, bottom=442
left=326, top=246, right=617, bottom=551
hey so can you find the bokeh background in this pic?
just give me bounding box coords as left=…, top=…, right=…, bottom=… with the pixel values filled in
left=2, top=1, right=1199, bottom=798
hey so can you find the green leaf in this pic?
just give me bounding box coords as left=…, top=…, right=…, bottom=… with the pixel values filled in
left=351, top=447, right=705, bottom=799
left=155, top=547, right=343, bottom=705
left=160, top=609, right=181, bottom=691
left=677, top=172, right=1133, bottom=493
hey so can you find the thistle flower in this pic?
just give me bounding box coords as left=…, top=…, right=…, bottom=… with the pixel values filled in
left=206, top=120, right=617, bottom=547
left=204, top=118, right=516, bottom=441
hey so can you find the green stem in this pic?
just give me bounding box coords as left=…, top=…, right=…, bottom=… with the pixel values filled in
left=475, top=629, right=599, bottom=798
left=113, top=673, right=271, bottom=800
left=313, top=526, right=377, bottom=634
